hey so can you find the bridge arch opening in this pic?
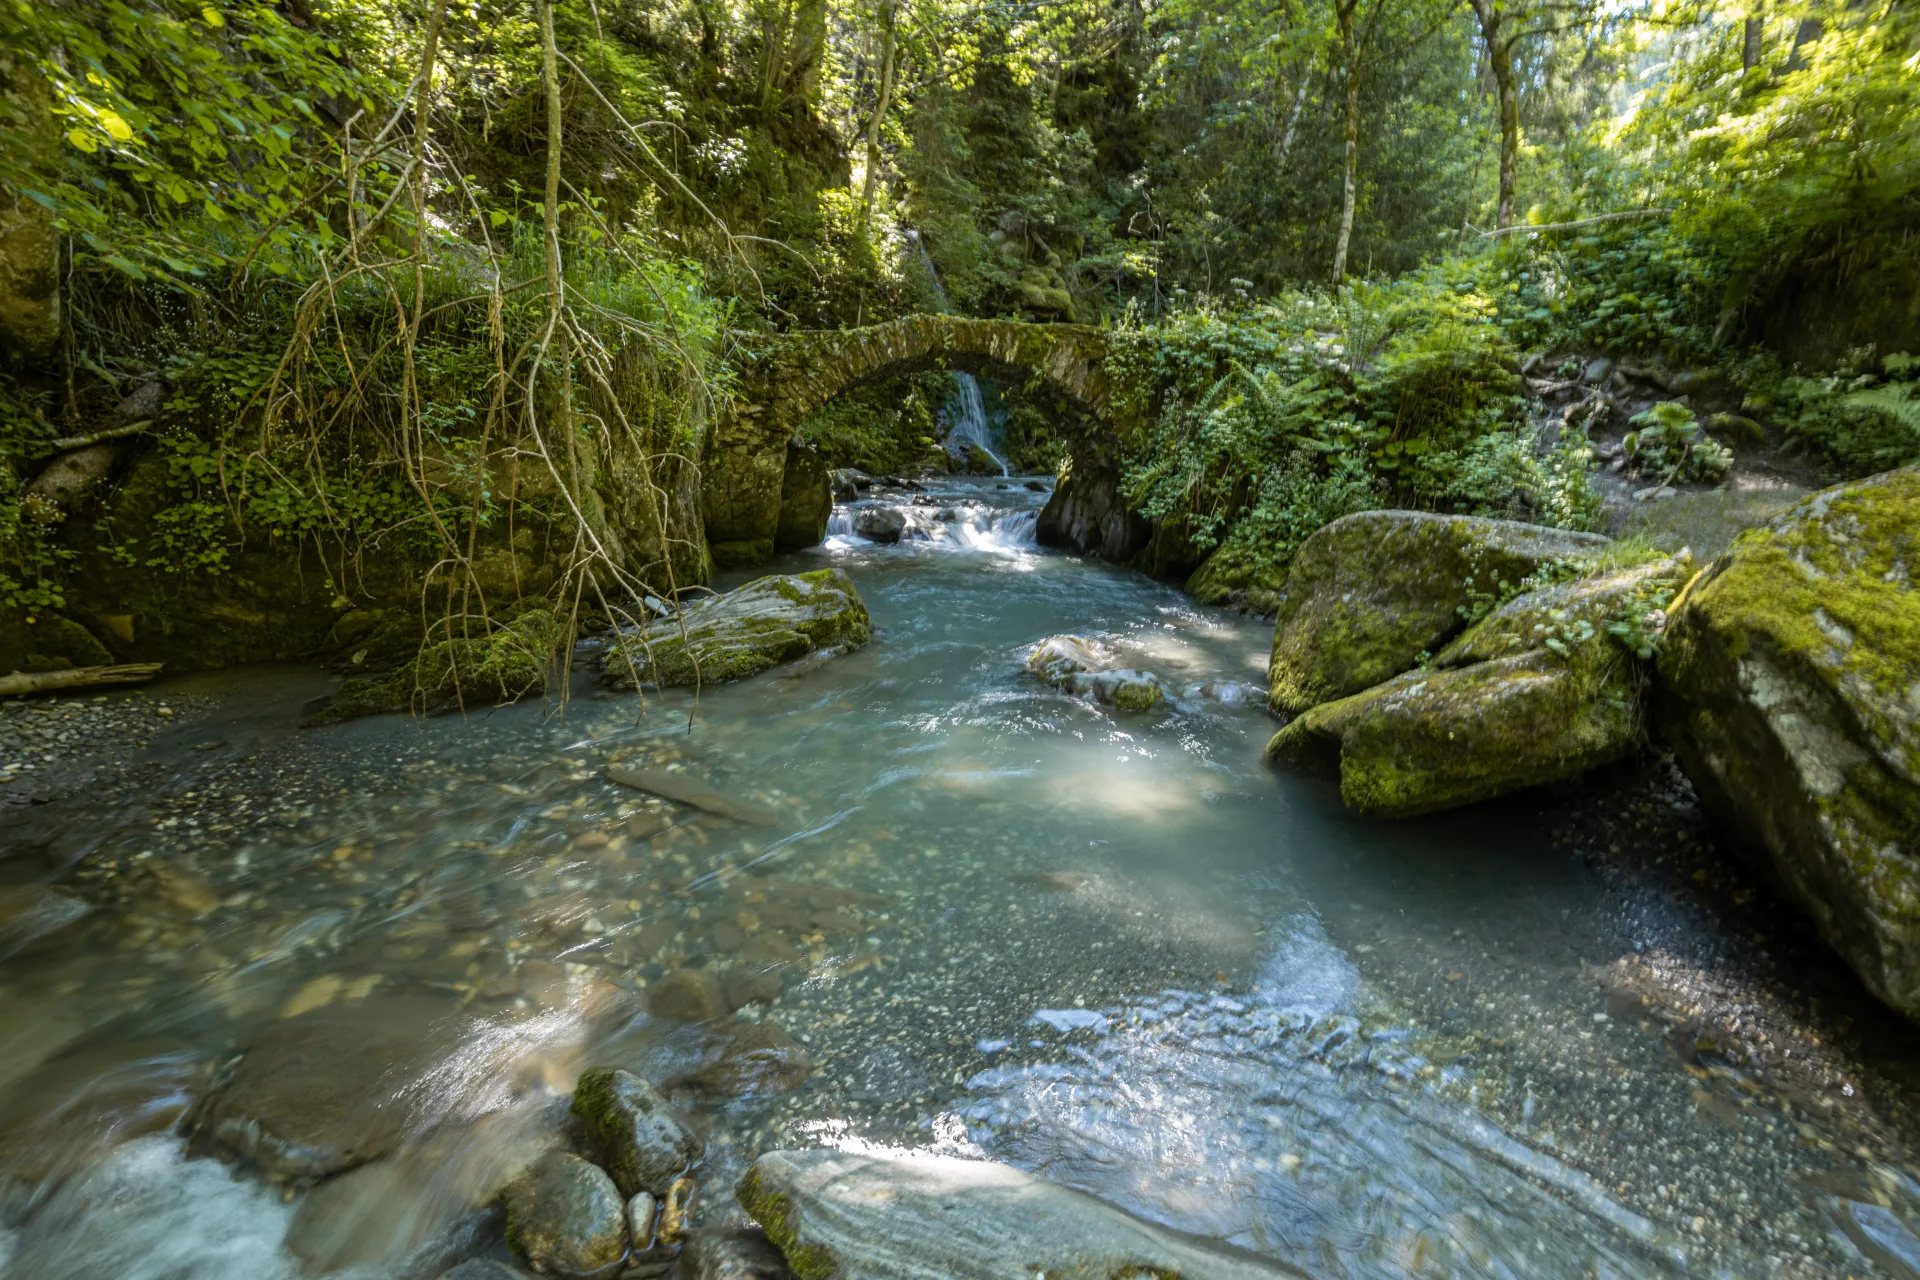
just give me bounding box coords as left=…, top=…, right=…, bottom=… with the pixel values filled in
left=698, top=316, right=1114, bottom=566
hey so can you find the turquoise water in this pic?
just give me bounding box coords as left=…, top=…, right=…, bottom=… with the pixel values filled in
left=0, top=478, right=1911, bottom=1278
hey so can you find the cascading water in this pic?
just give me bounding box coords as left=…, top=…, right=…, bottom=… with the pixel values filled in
left=906, top=231, right=1010, bottom=476
left=945, top=373, right=1008, bottom=476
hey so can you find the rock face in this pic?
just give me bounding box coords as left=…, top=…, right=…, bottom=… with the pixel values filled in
left=1267, top=556, right=1683, bottom=816
left=737, top=1148, right=1299, bottom=1280
left=1659, top=465, right=1920, bottom=1017
left=1265, top=511, right=1609, bottom=717
left=603, top=569, right=871, bottom=688
left=775, top=444, right=832, bottom=551
left=1035, top=458, right=1148, bottom=562
left=503, top=1151, right=628, bottom=1277
left=571, top=1069, right=700, bottom=1198
left=1026, top=636, right=1164, bottom=710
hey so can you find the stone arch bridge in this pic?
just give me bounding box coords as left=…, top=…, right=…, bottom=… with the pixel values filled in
left=700, top=315, right=1113, bottom=565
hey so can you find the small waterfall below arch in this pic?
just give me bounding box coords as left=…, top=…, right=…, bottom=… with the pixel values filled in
left=907, top=231, right=1010, bottom=477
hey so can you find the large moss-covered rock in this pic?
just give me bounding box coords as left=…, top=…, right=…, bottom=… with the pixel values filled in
left=1267, top=557, right=1684, bottom=816
left=1658, top=464, right=1920, bottom=1017
left=604, top=569, right=870, bottom=688
left=1265, top=511, right=1609, bottom=716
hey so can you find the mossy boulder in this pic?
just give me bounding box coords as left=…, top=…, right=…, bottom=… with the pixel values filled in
left=307, top=608, right=562, bottom=724
left=1657, top=464, right=1920, bottom=1018
left=1186, top=540, right=1291, bottom=616
left=1267, top=556, right=1685, bottom=816
left=571, top=1067, right=700, bottom=1198
left=502, top=1150, right=627, bottom=1277
left=0, top=613, right=115, bottom=674
left=1265, top=511, right=1609, bottom=717
left=604, top=568, right=871, bottom=688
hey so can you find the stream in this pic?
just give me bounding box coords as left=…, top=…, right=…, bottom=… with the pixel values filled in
left=2, top=478, right=1918, bottom=1278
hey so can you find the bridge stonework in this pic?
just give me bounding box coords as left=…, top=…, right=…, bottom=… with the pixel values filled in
left=700, top=316, right=1113, bottom=565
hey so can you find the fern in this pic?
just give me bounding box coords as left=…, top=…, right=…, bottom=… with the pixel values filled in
left=1841, top=383, right=1920, bottom=434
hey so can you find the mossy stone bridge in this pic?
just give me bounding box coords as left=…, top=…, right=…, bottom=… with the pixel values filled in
left=700, top=315, right=1113, bottom=566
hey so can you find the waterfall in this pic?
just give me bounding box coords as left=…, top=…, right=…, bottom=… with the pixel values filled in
left=907, top=232, right=1010, bottom=476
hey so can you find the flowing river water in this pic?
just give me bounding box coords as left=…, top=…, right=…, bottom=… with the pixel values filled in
left=2, top=478, right=1919, bottom=1278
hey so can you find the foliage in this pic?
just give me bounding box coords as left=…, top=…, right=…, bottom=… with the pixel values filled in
left=1624, top=400, right=1733, bottom=485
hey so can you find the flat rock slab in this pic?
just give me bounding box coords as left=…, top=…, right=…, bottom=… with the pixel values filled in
left=185, top=996, right=465, bottom=1183
left=606, top=765, right=780, bottom=826
left=738, top=1148, right=1302, bottom=1280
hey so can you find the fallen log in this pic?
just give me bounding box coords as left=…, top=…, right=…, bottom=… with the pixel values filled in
left=0, top=663, right=165, bottom=698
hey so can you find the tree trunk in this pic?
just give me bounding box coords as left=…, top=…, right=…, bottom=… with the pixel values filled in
left=0, top=52, right=61, bottom=360
left=1468, top=0, right=1518, bottom=229
left=1742, top=8, right=1764, bottom=70
left=1331, top=3, right=1359, bottom=285
left=1274, top=63, right=1312, bottom=171
left=860, top=0, right=898, bottom=222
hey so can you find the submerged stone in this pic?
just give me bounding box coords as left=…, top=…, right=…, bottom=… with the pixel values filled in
left=603, top=569, right=871, bottom=689
left=1658, top=463, right=1920, bottom=1019
left=1025, top=635, right=1165, bottom=710
left=503, top=1150, right=627, bottom=1277
left=571, top=1068, right=700, bottom=1197
left=1265, top=510, right=1609, bottom=716
left=736, top=1148, right=1296, bottom=1280
left=184, top=997, right=464, bottom=1184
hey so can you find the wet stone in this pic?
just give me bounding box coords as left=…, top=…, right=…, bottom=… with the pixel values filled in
left=502, top=1151, right=628, bottom=1277
left=692, top=1021, right=811, bottom=1098
left=649, top=968, right=727, bottom=1023
left=571, top=1068, right=700, bottom=1198
left=853, top=507, right=907, bottom=543
left=737, top=1148, right=1295, bottom=1280
left=184, top=996, right=464, bottom=1183
left=440, top=1260, right=537, bottom=1280
left=675, top=1228, right=797, bottom=1280
left=723, top=966, right=783, bottom=1010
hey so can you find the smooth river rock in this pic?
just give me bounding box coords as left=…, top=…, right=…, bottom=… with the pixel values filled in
left=852, top=507, right=907, bottom=543
left=602, top=569, right=871, bottom=689
left=676, top=1227, right=798, bottom=1279
left=1658, top=464, right=1920, bottom=1018
left=503, top=1150, right=628, bottom=1276
left=1026, top=635, right=1165, bottom=710
left=571, top=1068, right=700, bottom=1197
left=1265, top=510, right=1609, bottom=716
left=184, top=996, right=463, bottom=1183
left=736, top=1148, right=1302, bottom=1280
left=1268, top=556, right=1687, bottom=815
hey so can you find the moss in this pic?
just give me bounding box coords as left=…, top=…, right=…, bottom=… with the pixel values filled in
left=1185, top=543, right=1290, bottom=615
left=1265, top=511, right=1610, bottom=717
left=711, top=538, right=776, bottom=570
left=606, top=568, right=871, bottom=688
left=0, top=612, right=114, bottom=673
left=736, top=1167, right=840, bottom=1280
left=1267, top=647, right=1639, bottom=817
left=1657, top=463, right=1920, bottom=1013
